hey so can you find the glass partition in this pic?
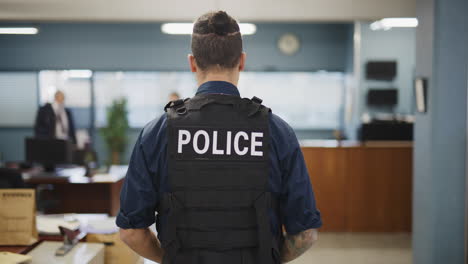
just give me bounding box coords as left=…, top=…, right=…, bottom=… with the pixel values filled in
left=93, top=71, right=344, bottom=130
left=36, top=70, right=345, bottom=132
left=38, top=70, right=92, bottom=130
left=93, top=71, right=196, bottom=128
left=238, top=72, right=344, bottom=129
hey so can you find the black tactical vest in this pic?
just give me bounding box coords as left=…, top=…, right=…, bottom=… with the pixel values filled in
left=159, top=93, right=280, bottom=264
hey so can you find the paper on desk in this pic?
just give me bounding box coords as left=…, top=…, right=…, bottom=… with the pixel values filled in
left=55, top=167, right=86, bottom=177
left=82, top=216, right=119, bottom=234
left=36, top=215, right=80, bottom=235
left=91, top=173, right=120, bottom=182
left=109, top=165, right=129, bottom=177
left=0, top=251, right=32, bottom=264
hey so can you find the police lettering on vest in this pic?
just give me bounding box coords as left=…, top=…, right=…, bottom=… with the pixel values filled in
left=177, top=129, right=264, bottom=156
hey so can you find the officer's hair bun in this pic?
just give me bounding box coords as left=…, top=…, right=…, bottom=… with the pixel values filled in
left=191, top=11, right=242, bottom=70
left=209, top=11, right=231, bottom=36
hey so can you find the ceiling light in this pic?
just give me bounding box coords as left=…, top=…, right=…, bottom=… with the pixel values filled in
left=161, top=23, right=193, bottom=35
left=161, top=23, right=256, bottom=35
left=239, top=23, right=257, bottom=35
left=66, top=70, right=93, bottom=79
left=0, top=27, right=39, bottom=35
left=370, top=18, right=418, bottom=31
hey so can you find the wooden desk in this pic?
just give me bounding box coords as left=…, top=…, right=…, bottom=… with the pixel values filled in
left=24, top=171, right=125, bottom=216
left=301, top=140, right=412, bottom=232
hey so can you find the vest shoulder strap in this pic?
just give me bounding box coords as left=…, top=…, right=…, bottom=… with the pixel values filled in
left=164, top=94, right=271, bottom=118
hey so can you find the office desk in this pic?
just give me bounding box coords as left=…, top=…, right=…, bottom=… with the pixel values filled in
left=28, top=241, right=104, bottom=264
left=24, top=172, right=125, bottom=216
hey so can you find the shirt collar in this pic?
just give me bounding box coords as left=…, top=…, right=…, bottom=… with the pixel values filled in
left=52, top=102, right=59, bottom=112
left=52, top=102, right=65, bottom=114
left=196, top=81, right=240, bottom=97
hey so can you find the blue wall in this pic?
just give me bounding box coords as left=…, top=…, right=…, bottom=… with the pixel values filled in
left=0, top=128, right=34, bottom=162
left=0, top=23, right=351, bottom=71
left=344, top=22, right=416, bottom=140
left=413, top=0, right=467, bottom=263
left=0, top=22, right=352, bottom=163
left=244, top=23, right=350, bottom=71
left=358, top=23, right=416, bottom=116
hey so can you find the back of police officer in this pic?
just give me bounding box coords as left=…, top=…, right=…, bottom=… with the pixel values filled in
left=118, top=11, right=322, bottom=264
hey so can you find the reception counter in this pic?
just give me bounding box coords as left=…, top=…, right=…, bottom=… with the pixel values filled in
left=300, top=140, right=412, bottom=232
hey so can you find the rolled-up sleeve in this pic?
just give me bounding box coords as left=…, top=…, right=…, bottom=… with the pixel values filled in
left=274, top=116, right=322, bottom=235
left=281, top=142, right=322, bottom=235
left=116, top=131, right=158, bottom=229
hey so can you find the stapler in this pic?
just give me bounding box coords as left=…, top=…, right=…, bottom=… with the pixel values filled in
left=55, top=226, right=87, bottom=256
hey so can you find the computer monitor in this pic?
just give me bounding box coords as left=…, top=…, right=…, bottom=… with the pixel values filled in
left=25, top=138, right=74, bottom=171
left=367, top=89, right=398, bottom=106
left=366, top=61, right=397, bottom=80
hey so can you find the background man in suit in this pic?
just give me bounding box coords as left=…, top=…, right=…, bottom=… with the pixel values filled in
left=34, top=90, right=77, bottom=144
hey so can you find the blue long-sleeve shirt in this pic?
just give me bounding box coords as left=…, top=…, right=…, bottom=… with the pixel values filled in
left=116, top=80, right=322, bottom=236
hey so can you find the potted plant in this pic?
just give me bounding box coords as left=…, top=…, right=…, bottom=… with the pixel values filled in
left=100, top=98, right=129, bottom=165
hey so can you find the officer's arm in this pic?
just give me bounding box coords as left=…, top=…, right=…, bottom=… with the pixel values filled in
left=280, top=228, right=318, bottom=263
left=120, top=228, right=164, bottom=263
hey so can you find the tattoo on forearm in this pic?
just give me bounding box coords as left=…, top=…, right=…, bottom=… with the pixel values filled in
left=280, top=229, right=317, bottom=263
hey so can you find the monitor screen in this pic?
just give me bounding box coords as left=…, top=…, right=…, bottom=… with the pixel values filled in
left=25, top=138, right=74, bottom=166
left=366, top=61, right=397, bottom=81
left=367, top=89, right=398, bottom=106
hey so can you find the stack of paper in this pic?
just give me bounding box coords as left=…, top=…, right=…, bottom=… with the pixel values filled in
left=36, top=214, right=80, bottom=235
left=36, top=214, right=118, bottom=235
left=109, top=165, right=129, bottom=177
left=82, top=217, right=119, bottom=234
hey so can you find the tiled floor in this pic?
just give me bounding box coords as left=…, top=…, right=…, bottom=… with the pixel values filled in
left=289, top=233, right=412, bottom=264
left=144, top=232, right=412, bottom=264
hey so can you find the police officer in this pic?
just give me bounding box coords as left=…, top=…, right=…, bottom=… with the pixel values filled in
left=118, top=11, right=322, bottom=264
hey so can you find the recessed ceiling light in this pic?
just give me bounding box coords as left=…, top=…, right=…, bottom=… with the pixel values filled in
left=66, top=70, right=93, bottom=79
left=370, top=18, right=418, bottom=31
left=0, top=27, right=39, bottom=35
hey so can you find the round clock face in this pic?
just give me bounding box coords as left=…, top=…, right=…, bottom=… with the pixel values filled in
left=278, top=33, right=300, bottom=55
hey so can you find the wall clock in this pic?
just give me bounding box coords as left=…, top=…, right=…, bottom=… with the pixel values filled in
left=277, top=33, right=300, bottom=55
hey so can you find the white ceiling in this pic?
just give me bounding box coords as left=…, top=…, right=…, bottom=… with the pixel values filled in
left=0, top=0, right=416, bottom=22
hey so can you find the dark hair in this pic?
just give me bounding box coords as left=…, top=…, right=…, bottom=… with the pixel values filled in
left=191, top=11, right=243, bottom=71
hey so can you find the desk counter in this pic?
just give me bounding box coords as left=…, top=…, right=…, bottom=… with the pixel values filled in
left=24, top=170, right=125, bottom=216
left=301, top=140, right=412, bottom=232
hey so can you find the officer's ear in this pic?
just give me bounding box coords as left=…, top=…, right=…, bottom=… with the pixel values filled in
left=238, top=52, right=246, bottom=71
left=188, top=54, right=198, bottom=73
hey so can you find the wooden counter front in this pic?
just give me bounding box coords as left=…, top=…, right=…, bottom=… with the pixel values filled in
left=301, top=142, right=412, bottom=232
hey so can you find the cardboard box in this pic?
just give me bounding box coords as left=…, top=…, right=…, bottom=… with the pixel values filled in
left=0, top=189, right=38, bottom=246
left=87, top=232, right=141, bottom=264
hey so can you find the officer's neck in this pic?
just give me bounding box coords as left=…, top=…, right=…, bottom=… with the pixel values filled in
left=196, top=70, right=239, bottom=87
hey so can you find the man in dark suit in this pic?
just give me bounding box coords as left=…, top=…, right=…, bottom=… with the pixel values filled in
left=34, top=90, right=77, bottom=144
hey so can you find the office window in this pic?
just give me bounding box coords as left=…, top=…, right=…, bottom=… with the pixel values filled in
left=0, top=72, right=38, bottom=126
left=93, top=71, right=344, bottom=130
left=38, top=70, right=92, bottom=129
left=93, top=72, right=196, bottom=128
left=238, top=72, right=344, bottom=129
left=38, top=70, right=92, bottom=108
